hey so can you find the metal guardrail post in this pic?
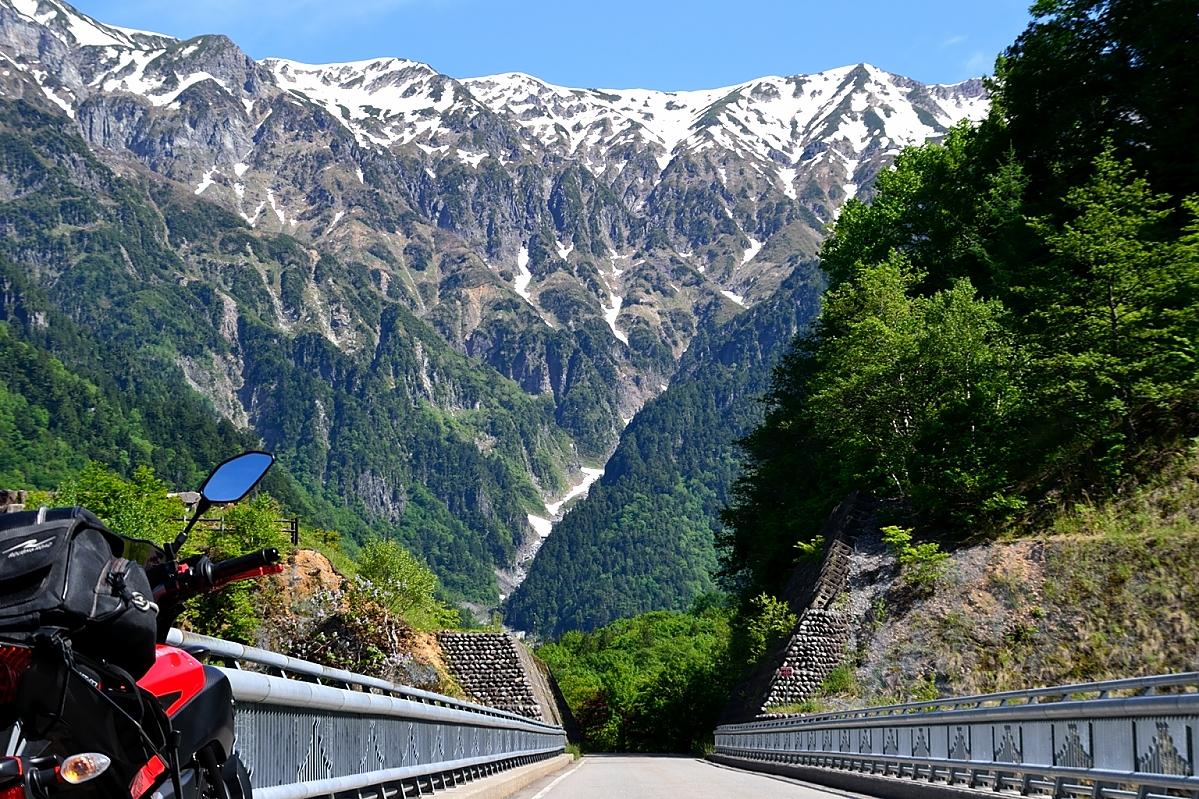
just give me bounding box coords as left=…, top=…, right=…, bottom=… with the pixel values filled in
left=713, top=672, right=1199, bottom=797
left=281, top=518, right=299, bottom=546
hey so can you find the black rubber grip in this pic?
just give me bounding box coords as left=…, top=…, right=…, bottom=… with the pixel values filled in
left=211, top=548, right=280, bottom=582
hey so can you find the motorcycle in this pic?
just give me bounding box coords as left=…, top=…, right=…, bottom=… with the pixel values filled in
left=0, top=452, right=283, bottom=799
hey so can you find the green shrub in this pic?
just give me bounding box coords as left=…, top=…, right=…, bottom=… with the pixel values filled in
left=909, top=673, right=939, bottom=703
left=744, top=593, right=797, bottom=663
left=182, top=493, right=292, bottom=642
left=55, top=462, right=182, bottom=542
left=766, top=699, right=828, bottom=715
left=881, top=525, right=949, bottom=590
left=356, top=538, right=459, bottom=631
left=793, top=535, right=826, bottom=562
left=820, top=663, right=859, bottom=696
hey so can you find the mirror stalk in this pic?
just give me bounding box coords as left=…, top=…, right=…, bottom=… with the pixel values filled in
left=175, top=496, right=212, bottom=553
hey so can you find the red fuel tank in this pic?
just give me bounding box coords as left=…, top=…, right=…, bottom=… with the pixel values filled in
left=136, top=644, right=206, bottom=717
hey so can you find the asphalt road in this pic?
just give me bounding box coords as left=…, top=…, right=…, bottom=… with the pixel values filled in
left=507, top=755, right=858, bottom=799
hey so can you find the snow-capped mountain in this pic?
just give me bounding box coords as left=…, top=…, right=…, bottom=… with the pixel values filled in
left=0, top=0, right=985, bottom=240
left=0, top=0, right=988, bottom=577
left=463, top=68, right=985, bottom=195
left=262, top=57, right=986, bottom=228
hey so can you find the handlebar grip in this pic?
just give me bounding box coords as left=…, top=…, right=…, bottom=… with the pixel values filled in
left=211, top=548, right=281, bottom=584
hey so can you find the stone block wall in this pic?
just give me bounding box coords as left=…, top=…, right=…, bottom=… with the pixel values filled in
left=753, top=495, right=870, bottom=715
left=759, top=609, right=852, bottom=708
left=437, top=632, right=546, bottom=721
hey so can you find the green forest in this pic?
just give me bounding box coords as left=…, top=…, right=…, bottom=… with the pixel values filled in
left=537, top=0, right=1199, bottom=753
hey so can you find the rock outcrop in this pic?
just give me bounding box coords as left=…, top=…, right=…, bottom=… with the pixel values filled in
left=0, top=489, right=27, bottom=512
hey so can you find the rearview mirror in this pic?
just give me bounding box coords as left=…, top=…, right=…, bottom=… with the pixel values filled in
left=199, top=451, right=274, bottom=504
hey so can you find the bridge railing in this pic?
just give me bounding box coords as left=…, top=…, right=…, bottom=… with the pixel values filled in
left=167, top=629, right=566, bottom=799
left=713, top=672, right=1199, bottom=798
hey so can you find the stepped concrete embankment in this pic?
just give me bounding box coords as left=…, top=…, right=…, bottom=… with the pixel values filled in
left=438, top=631, right=573, bottom=731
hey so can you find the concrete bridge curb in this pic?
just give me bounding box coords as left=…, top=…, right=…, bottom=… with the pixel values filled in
left=708, top=753, right=985, bottom=799
left=444, top=754, right=574, bottom=799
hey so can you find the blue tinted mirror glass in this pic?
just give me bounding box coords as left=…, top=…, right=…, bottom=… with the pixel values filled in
left=201, top=452, right=274, bottom=503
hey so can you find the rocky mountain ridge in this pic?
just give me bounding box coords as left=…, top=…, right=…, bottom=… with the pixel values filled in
left=1, top=0, right=986, bottom=318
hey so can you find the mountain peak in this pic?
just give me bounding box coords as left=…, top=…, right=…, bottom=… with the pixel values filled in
left=264, top=55, right=437, bottom=79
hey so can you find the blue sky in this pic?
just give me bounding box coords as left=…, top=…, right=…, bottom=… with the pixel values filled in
left=71, top=0, right=1034, bottom=90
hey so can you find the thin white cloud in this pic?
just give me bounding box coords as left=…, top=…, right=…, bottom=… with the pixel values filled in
left=940, top=34, right=966, bottom=49
left=963, top=50, right=992, bottom=76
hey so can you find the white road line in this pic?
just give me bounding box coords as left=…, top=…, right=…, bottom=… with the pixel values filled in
left=529, top=759, right=585, bottom=799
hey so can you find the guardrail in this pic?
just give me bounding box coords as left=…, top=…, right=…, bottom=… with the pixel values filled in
left=713, top=672, right=1199, bottom=798
left=168, top=630, right=567, bottom=799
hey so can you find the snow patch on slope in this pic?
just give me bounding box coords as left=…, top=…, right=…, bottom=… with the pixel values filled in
left=194, top=167, right=216, bottom=195
left=742, top=238, right=763, bottom=265
left=39, top=84, right=73, bottom=116
left=265, top=57, right=457, bottom=147
left=241, top=201, right=265, bottom=227
left=522, top=464, right=606, bottom=546
left=527, top=514, right=553, bottom=538
left=7, top=0, right=165, bottom=49
left=266, top=189, right=285, bottom=224
left=545, top=467, right=605, bottom=517
left=777, top=167, right=797, bottom=200
left=514, top=246, right=533, bottom=302
left=603, top=293, right=627, bottom=344
left=155, top=72, right=229, bottom=106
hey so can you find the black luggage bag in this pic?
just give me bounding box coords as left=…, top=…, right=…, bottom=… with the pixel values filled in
left=0, top=507, right=158, bottom=679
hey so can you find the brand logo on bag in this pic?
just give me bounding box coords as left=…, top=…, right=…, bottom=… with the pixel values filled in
left=3, top=537, right=55, bottom=558
left=129, top=592, right=158, bottom=613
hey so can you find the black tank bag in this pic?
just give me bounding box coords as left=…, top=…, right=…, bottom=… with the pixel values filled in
left=0, top=507, right=158, bottom=678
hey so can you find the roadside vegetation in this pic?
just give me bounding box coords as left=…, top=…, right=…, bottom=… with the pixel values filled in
left=843, top=445, right=1199, bottom=703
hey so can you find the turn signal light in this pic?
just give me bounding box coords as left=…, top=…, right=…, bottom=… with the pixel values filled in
left=60, top=753, right=111, bottom=785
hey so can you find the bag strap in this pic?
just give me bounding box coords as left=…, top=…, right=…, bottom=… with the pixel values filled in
left=101, top=566, right=159, bottom=622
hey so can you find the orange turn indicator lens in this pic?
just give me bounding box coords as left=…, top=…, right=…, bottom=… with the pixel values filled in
left=60, top=753, right=111, bottom=785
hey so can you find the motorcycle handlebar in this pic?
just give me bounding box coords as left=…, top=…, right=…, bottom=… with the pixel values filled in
left=151, top=549, right=282, bottom=607
left=210, top=548, right=282, bottom=587
left=0, top=757, right=20, bottom=780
